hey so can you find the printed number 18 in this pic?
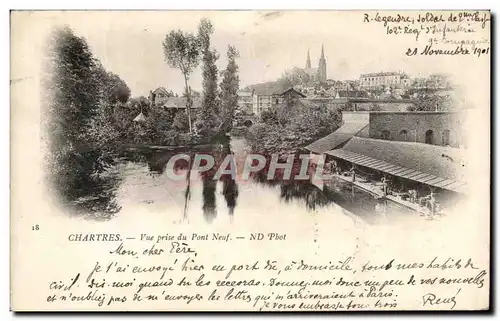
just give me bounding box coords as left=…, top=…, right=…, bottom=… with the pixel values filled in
left=32, top=224, right=39, bottom=231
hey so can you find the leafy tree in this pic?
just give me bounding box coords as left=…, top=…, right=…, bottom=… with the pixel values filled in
left=196, top=18, right=221, bottom=136
left=249, top=100, right=341, bottom=155
left=105, top=72, right=131, bottom=104
left=42, top=26, right=114, bottom=204
left=94, top=62, right=131, bottom=104
left=277, top=67, right=311, bottom=91
left=184, top=90, right=201, bottom=99
left=260, top=108, right=279, bottom=125
left=110, top=102, right=136, bottom=140
left=172, top=110, right=190, bottom=131
left=128, top=96, right=150, bottom=115
left=219, top=45, right=240, bottom=133
left=162, top=30, right=201, bottom=133
left=85, top=102, right=121, bottom=147
left=408, top=92, right=453, bottom=111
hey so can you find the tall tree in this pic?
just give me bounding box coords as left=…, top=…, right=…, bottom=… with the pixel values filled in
left=219, top=45, right=240, bottom=133
left=196, top=18, right=221, bottom=136
left=94, top=62, right=131, bottom=105
left=42, top=26, right=109, bottom=200
left=104, top=72, right=131, bottom=104
left=162, top=30, right=200, bottom=133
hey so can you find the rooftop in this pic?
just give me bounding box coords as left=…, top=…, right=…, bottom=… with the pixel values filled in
left=161, top=97, right=201, bottom=109
left=336, top=90, right=370, bottom=98
left=152, top=87, right=171, bottom=96
left=237, top=90, right=254, bottom=97
left=360, top=71, right=407, bottom=78
left=248, top=82, right=282, bottom=96
left=305, top=122, right=369, bottom=154
left=331, top=136, right=466, bottom=182
left=276, top=87, right=307, bottom=97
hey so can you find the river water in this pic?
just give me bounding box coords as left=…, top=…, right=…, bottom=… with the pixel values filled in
left=72, top=137, right=425, bottom=228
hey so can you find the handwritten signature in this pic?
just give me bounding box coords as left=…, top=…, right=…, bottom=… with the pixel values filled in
left=422, top=288, right=461, bottom=310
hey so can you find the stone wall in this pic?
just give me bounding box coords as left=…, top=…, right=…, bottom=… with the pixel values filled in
left=368, top=112, right=464, bottom=147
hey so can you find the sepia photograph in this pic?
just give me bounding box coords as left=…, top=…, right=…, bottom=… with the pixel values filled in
left=10, top=9, right=491, bottom=311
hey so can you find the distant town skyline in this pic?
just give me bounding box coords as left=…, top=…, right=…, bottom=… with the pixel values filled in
left=32, top=11, right=487, bottom=106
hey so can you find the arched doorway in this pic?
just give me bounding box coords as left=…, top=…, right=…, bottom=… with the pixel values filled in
left=399, top=130, right=408, bottom=141
left=442, top=130, right=450, bottom=146
left=243, top=120, right=253, bottom=127
left=425, top=130, right=434, bottom=144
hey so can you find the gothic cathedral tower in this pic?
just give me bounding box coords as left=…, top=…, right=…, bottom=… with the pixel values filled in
left=306, top=49, right=311, bottom=69
left=318, top=44, right=327, bottom=82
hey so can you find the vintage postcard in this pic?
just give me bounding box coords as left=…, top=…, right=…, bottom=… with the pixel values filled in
left=10, top=10, right=490, bottom=311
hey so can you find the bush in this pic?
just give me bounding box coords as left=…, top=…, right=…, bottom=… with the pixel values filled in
left=248, top=100, right=341, bottom=155
left=173, top=110, right=190, bottom=131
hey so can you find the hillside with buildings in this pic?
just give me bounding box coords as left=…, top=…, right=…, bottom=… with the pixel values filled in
left=236, top=46, right=461, bottom=120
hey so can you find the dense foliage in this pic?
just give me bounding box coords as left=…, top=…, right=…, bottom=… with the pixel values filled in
left=277, top=67, right=312, bottom=90
left=248, top=100, right=342, bottom=155
left=407, top=92, right=453, bottom=111
left=42, top=26, right=123, bottom=216
left=43, top=19, right=243, bottom=216
left=219, top=45, right=240, bottom=134
left=196, top=18, right=221, bottom=137
left=161, top=18, right=240, bottom=139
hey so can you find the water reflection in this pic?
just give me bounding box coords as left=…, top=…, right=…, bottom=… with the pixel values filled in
left=202, top=173, right=217, bottom=223
left=62, top=150, right=123, bottom=220
left=64, top=137, right=414, bottom=224
left=222, top=177, right=239, bottom=217
left=250, top=165, right=412, bottom=224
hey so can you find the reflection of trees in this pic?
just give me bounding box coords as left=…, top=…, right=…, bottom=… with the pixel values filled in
left=222, top=177, right=239, bottom=217
left=218, top=136, right=239, bottom=218
left=179, top=150, right=196, bottom=222
left=251, top=166, right=331, bottom=211
left=280, top=181, right=330, bottom=211
left=138, top=138, right=241, bottom=223
left=201, top=170, right=217, bottom=223
left=199, top=136, right=240, bottom=223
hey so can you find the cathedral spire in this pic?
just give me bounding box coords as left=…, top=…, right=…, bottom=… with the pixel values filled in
left=318, top=44, right=327, bottom=82
left=306, top=49, right=311, bottom=69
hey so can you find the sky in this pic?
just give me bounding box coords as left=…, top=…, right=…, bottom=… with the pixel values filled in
left=16, top=11, right=490, bottom=105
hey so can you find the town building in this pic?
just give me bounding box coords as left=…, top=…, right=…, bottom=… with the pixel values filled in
left=309, top=111, right=463, bottom=147
left=305, top=110, right=467, bottom=198
left=278, top=87, right=306, bottom=103
left=149, top=87, right=173, bottom=105
left=236, top=90, right=254, bottom=114
left=160, top=96, right=202, bottom=110
left=250, top=83, right=282, bottom=115
left=330, top=80, right=355, bottom=91
left=364, top=111, right=463, bottom=147
left=359, top=72, right=411, bottom=90
left=241, top=84, right=308, bottom=116
left=410, top=74, right=451, bottom=91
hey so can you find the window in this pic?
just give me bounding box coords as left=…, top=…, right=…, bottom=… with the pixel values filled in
left=425, top=130, right=434, bottom=144
left=399, top=130, right=408, bottom=141
left=442, top=130, right=451, bottom=146
left=381, top=130, right=391, bottom=140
